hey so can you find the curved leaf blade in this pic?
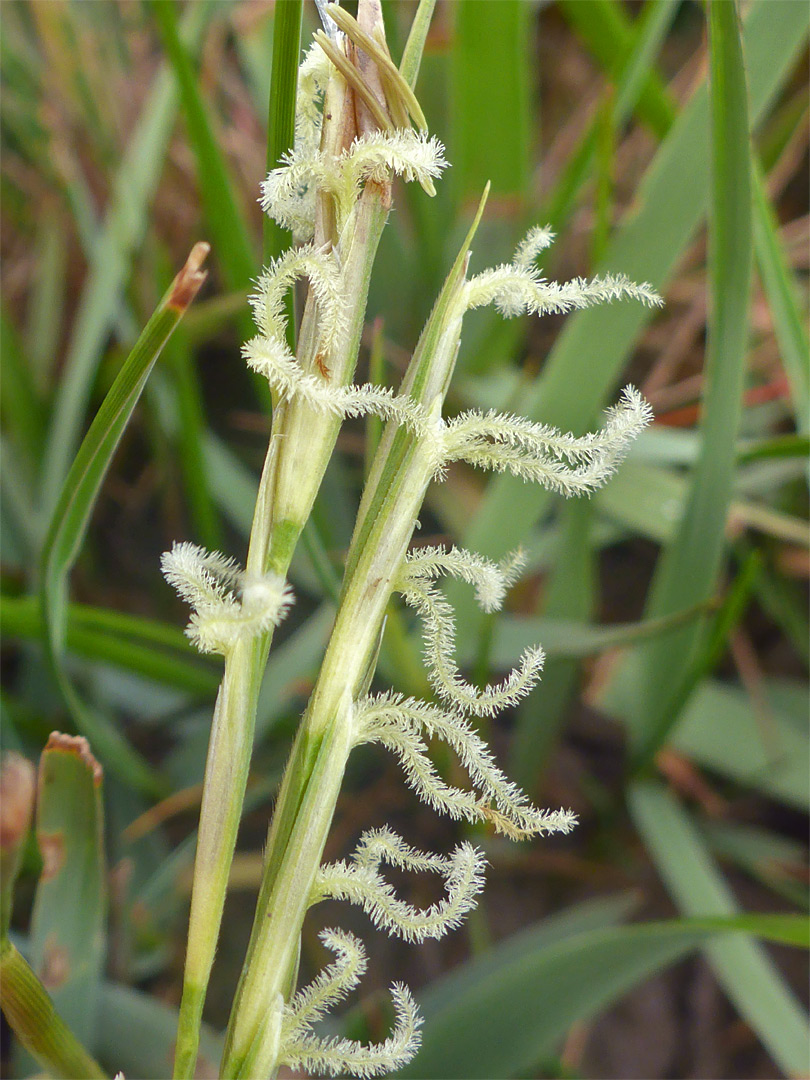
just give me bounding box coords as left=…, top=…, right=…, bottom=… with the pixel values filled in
left=40, top=245, right=209, bottom=795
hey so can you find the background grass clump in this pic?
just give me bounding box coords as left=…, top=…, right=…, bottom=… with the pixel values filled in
left=1, top=1, right=808, bottom=1078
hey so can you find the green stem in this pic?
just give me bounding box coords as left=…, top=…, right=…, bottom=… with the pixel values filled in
left=220, top=199, right=484, bottom=1078
left=0, top=941, right=107, bottom=1080
left=265, top=0, right=302, bottom=352
left=265, top=0, right=303, bottom=268
left=176, top=5, right=444, bottom=1070
left=172, top=186, right=392, bottom=1080
left=221, top=432, right=439, bottom=1078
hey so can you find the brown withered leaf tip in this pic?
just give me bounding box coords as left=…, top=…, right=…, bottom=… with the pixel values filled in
left=0, top=752, right=36, bottom=849
left=168, top=241, right=210, bottom=311
left=44, top=731, right=104, bottom=785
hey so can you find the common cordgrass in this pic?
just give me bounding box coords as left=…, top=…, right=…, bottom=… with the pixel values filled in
left=1, top=2, right=807, bottom=1078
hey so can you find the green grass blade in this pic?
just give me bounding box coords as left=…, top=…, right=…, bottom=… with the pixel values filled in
left=736, top=432, right=810, bottom=466
left=151, top=0, right=256, bottom=295
left=38, top=1, right=210, bottom=516
left=591, top=90, right=615, bottom=267
left=609, top=0, right=678, bottom=129
left=752, top=163, right=810, bottom=434
left=402, top=917, right=711, bottom=1078
left=29, top=733, right=107, bottom=1054
left=703, top=820, right=809, bottom=910
left=1, top=305, right=45, bottom=473
left=399, top=0, right=436, bottom=89
left=678, top=914, right=809, bottom=949
left=631, top=547, right=761, bottom=773
left=264, top=0, right=302, bottom=268
left=450, top=1, right=531, bottom=201
left=97, top=982, right=222, bottom=1080
left=628, top=0, right=753, bottom=757
left=465, top=0, right=679, bottom=381
left=509, top=499, right=594, bottom=789
left=630, top=780, right=810, bottom=1077
left=489, top=600, right=711, bottom=667
left=597, top=459, right=808, bottom=548
left=203, top=433, right=259, bottom=537
left=0, top=437, right=40, bottom=562
left=40, top=246, right=209, bottom=795
left=27, top=209, right=67, bottom=394
left=752, top=550, right=810, bottom=663
left=557, top=0, right=674, bottom=137
left=1, top=594, right=218, bottom=696
left=671, top=676, right=809, bottom=812
left=164, top=322, right=223, bottom=551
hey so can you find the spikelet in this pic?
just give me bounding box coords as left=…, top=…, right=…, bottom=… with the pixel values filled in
left=314, top=827, right=487, bottom=942
left=295, top=39, right=333, bottom=156
left=261, top=130, right=447, bottom=241
left=188, top=33, right=662, bottom=1075
left=161, top=542, right=293, bottom=656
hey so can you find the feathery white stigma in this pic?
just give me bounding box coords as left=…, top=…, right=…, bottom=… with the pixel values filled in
left=461, top=229, right=662, bottom=318
left=280, top=930, right=421, bottom=1078
left=314, top=827, right=487, bottom=942
left=161, top=542, right=293, bottom=655
left=442, top=385, right=653, bottom=496
left=397, top=547, right=544, bottom=716
left=261, top=131, right=447, bottom=241
left=357, top=692, right=578, bottom=841
left=295, top=39, right=333, bottom=157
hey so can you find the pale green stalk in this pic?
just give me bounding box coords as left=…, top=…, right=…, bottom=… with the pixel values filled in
left=220, top=187, right=485, bottom=1080
left=173, top=211, right=387, bottom=1078
left=172, top=7, right=433, bottom=1076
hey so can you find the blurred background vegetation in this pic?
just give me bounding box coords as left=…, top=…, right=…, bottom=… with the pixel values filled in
left=0, top=1, right=808, bottom=1077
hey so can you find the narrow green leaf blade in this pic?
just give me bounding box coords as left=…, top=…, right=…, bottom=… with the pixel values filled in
left=1, top=594, right=218, bottom=696
left=451, top=0, right=531, bottom=200
left=752, top=163, right=810, bottom=434
left=97, top=982, right=222, bottom=1080
left=40, top=246, right=209, bottom=794
left=671, top=677, right=810, bottom=811
left=630, top=780, right=810, bottom=1077
left=0, top=943, right=106, bottom=1080
left=401, top=914, right=708, bottom=1078
left=509, top=499, right=594, bottom=788
left=628, top=0, right=753, bottom=760
left=680, top=914, right=809, bottom=950
left=29, top=733, right=106, bottom=1052
left=0, top=307, right=45, bottom=471
left=557, top=0, right=674, bottom=136
left=151, top=0, right=256, bottom=294
left=489, top=601, right=710, bottom=666
left=264, top=0, right=302, bottom=268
